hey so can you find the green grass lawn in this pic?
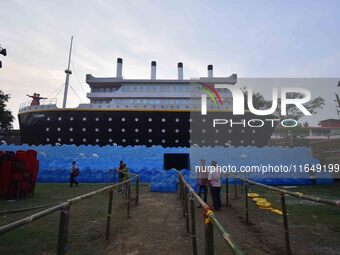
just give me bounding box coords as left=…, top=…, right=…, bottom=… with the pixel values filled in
left=0, top=183, right=134, bottom=255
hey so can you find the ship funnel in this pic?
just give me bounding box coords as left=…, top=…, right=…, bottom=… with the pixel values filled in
left=177, top=62, right=183, bottom=80
left=208, top=64, right=213, bottom=78
left=116, top=58, right=123, bottom=78
left=151, top=61, right=157, bottom=79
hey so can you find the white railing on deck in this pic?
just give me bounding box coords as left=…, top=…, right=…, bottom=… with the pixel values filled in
left=19, top=98, right=57, bottom=110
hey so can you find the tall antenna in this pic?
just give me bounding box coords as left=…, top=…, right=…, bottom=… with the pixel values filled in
left=62, top=36, right=73, bottom=108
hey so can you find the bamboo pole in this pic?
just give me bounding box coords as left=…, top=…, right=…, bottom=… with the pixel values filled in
left=127, top=180, right=131, bottom=218
left=105, top=189, right=114, bottom=240
left=189, top=196, right=198, bottom=255
left=135, top=175, right=139, bottom=205
left=280, top=192, right=291, bottom=254
left=185, top=188, right=190, bottom=234
left=57, top=203, right=70, bottom=255
left=244, top=181, right=249, bottom=224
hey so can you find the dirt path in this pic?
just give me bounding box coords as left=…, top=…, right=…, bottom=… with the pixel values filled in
left=106, top=188, right=191, bottom=255
left=105, top=186, right=339, bottom=255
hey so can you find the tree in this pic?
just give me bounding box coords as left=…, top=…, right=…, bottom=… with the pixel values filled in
left=242, top=87, right=325, bottom=120
left=0, top=90, right=14, bottom=130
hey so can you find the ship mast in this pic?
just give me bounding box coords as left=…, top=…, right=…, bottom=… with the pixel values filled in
left=62, top=36, right=73, bottom=108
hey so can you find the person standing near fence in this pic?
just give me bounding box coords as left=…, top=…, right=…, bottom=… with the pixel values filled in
left=208, top=160, right=222, bottom=210
left=70, top=161, right=79, bottom=187
left=117, top=160, right=124, bottom=192
left=197, top=159, right=208, bottom=207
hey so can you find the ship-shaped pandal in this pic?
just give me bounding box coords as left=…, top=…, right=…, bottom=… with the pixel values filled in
left=18, top=38, right=276, bottom=147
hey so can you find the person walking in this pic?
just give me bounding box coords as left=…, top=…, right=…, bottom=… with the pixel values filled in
left=197, top=159, right=208, bottom=206
left=70, top=161, right=79, bottom=187
left=208, top=160, right=222, bottom=210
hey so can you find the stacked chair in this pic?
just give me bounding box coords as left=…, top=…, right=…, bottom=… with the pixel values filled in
left=0, top=150, right=39, bottom=199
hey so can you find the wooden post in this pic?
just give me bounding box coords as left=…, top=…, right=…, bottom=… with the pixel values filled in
left=204, top=217, right=214, bottom=255
left=135, top=176, right=139, bottom=205
left=189, top=196, right=198, bottom=255
left=280, top=192, right=291, bottom=254
left=184, top=188, right=190, bottom=234
left=57, top=203, right=70, bottom=255
left=234, top=177, right=237, bottom=199
left=105, top=189, right=114, bottom=240
left=127, top=180, right=131, bottom=218
left=225, top=176, right=229, bottom=206
left=182, top=183, right=186, bottom=217
left=244, top=181, right=249, bottom=224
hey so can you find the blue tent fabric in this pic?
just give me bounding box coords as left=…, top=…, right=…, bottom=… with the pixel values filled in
left=0, top=144, right=333, bottom=192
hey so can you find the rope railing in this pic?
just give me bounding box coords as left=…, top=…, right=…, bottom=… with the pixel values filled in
left=226, top=173, right=340, bottom=255
left=178, top=173, right=244, bottom=255
left=0, top=173, right=139, bottom=255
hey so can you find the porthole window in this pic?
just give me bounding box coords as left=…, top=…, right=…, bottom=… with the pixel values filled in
left=202, top=119, right=206, bottom=123
left=108, top=117, right=112, bottom=121
left=108, top=128, right=112, bottom=132
left=96, top=138, right=99, bottom=143
left=162, top=139, right=165, bottom=143
left=148, top=139, right=152, bottom=143
left=252, top=130, right=256, bottom=134
left=148, top=118, right=152, bottom=122
left=161, top=118, right=166, bottom=122
left=122, top=139, right=126, bottom=143
left=57, top=128, right=61, bottom=132
left=57, top=138, right=61, bottom=142
left=148, top=129, right=152, bottom=133
left=58, top=117, right=62, bottom=121
left=46, top=128, right=49, bottom=132
left=82, top=117, right=87, bottom=121
left=188, top=140, right=192, bottom=143
left=135, top=128, right=139, bottom=133
left=70, top=117, right=74, bottom=121
left=175, top=129, right=179, bottom=133
left=121, top=117, right=126, bottom=122
left=175, top=139, right=179, bottom=143
left=241, top=129, right=245, bottom=133
left=69, top=138, right=73, bottom=142
left=161, top=129, right=166, bottom=133
left=215, top=140, right=219, bottom=144
left=215, top=129, right=219, bottom=133
left=241, top=140, right=244, bottom=144
left=95, top=117, right=99, bottom=121
left=201, top=140, right=205, bottom=143
left=202, top=129, right=206, bottom=133
left=95, top=128, right=99, bottom=132
left=82, top=128, right=86, bottom=132
left=189, top=129, right=192, bottom=133
left=121, top=128, right=125, bottom=132
left=69, top=128, right=73, bottom=132
left=47, top=117, right=50, bottom=121
left=189, top=118, right=192, bottom=122
left=251, top=140, right=255, bottom=144
left=83, top=138, right=87, bottom=142
left=46, top=138, right=50, bottom=142
left=228, top=130, right=232, bottom=133
left=175, top=118, right=179, bottom=122
left=135, top=139, right=139, bottom=143
left=228, top=140, right=232, bottom=144
left=135, top=117, right=139, bottom=122
left=109, top=139, right=113, bottom=143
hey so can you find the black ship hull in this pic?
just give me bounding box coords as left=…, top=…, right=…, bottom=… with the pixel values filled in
left=18, top=109, right=277, bottom=147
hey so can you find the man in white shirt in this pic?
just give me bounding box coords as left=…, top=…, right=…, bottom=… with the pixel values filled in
left=208, top=160, right=222, bottom=210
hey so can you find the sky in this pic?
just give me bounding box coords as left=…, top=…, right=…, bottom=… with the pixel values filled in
left=0, top=0, right=339, bottom=129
